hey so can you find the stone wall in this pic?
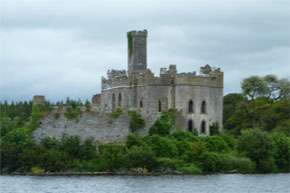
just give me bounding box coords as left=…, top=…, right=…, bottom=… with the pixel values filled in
left=33, top=106, right=160, bottom=143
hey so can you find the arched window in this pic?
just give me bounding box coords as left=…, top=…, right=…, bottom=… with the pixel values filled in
left=118, top=93, right=122, bottom=107
left=189, top=100, right=193, bottom=113
left=201, top=120, right=206, bottom=133
left=201, top=100, right=206, bottom=114
left=158, top=100, right=162, bottom=112
left=112, top=94, right=115, bottom=111
left=188, top=120, right=193, bottom=132
left=140, top=100, right=143, bottom=108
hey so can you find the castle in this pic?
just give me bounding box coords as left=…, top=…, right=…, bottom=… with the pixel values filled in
left=98, top=29, right=224, bottom=135
left=33, top=30, right=224, bottom=143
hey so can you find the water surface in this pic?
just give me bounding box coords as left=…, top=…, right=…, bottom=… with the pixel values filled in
left=1, top=174, right=289, bottom=193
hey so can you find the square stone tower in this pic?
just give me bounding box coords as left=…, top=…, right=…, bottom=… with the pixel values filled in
left=127, top=29, right=147, bottom=71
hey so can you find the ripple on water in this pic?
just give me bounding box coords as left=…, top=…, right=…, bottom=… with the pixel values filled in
left=0, top=174, right=290, bottom=193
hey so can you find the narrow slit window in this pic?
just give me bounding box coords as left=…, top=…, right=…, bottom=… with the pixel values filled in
left=201, top=101, right=206, bottom=114
left=158, top=100, right=162, bottom=112
left=189, top=100, right=193, bottom=113
left=118, top=93, right=122, bottom=107
left=201, top=121, right=206, bottom=133
left=188, top=120, right=193, bottom=132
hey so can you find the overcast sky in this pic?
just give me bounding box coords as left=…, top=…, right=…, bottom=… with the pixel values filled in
left=0, top=0, right=289, bottom=103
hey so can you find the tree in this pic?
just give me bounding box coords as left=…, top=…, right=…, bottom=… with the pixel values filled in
left=237, top=130, right=277, bottom=172
left=241, top=76, right=268, bottom=129
left=223, top=93, right=244, bottom=123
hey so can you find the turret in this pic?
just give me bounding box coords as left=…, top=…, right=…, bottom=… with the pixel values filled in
left=127, top=30, right=147, bottom=71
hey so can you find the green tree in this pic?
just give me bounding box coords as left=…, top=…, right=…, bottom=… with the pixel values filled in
left=241, top=76, right=268, bottom=129
left=237, top=130, right=276, bottom=172
left=223, top=93, right=244, bottom=123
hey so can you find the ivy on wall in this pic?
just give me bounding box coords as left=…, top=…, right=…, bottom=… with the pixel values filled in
left=127, top=32, right=133, bottom=58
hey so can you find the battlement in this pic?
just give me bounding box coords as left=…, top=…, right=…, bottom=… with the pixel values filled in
left=102, top=69, right=129, bottom=90
left=102, top=64, right=223, bottom=91
left=128, top=29, right=148, bottom=37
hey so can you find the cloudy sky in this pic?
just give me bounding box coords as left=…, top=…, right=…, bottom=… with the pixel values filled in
left=1, top=0, right=289, bottom=103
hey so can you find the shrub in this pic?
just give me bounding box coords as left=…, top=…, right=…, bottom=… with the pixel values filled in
left=64, top=107, right=78, bottom=120
left=218, top=154, right=255, bottom=173
left=172, top=131, right=200, bottom=142
left=237, top=129, right=277, bottom=172
left=31, top=166, right=44, bottom=174
left=157, top=157, right=185, bottom=170
left=59, top=135, right=82, bottom=159
left=196, top=152, right=222, bottom=172
left=201, top=136, right=230, bottom=152
left=98, top=144, right=126, bottom=171
left=125, top=145, right=158, bottom=171
left=149, top=115, right=172, bottom=136
left=210, top=122, right=220, bottom=135
left=271, top=132, right=290, bottom=172
left=145, top=135, right=178, bottom=158
left=256, top=158, right=277, bottom=173
left=219, top=134, right=237, bottom=148
left=111, top=108, right=122, bottom=119
left=126, top=134, right=145, bottom=149
left=82, top=139, right=96, bottom=160
left=129, top=111, right=146, bottom=132
left=178, top=163, right=202, bottom=174
left=40, top=149, right=73, bottom=172
left=80, top=159, right=100, bottom=172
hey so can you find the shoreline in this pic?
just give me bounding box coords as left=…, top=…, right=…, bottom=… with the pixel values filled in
left=1, top=171, right=289, bottom=176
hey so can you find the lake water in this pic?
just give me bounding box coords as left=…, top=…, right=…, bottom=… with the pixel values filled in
left=1, top=174, right=289, bottom=193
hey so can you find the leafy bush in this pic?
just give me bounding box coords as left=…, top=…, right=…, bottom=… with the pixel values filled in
left=219, top=134, right=237, bottom=148
left=126, top=134, right=145, bottom=149
left=77, top=159, right=100, bottom=172
left=196, top=152, right=222, bottom=172
left=256, top=157, right=277, bottom=173
left=149, top=114, right=172, bottom=136
left=40, top=149, right=73, bottom=172
left=98, top=144, right=126, bottom=171
left=210, top=122, right=220, bottom=135
left=31, top=166, right=44, bottom=174
left=146, top=135, right=178, bottom=158
left=58, top=135, right=83, bottom=159
left=111, top=108, right=122, bottom=119
left=237, top=129, right=277, bottom=172
left=64, top=107, right=81, bottom=120
left=178, top=163, right=202, bottom=174
left=129, top=111, right=146, bottom=132
left=82, top=139, right=96, bottom=160
left=157, top=157, right=185, bottom=170
left=201, top=136, right=230, bottom=152
left=271, top=132, right=290, bottom=171
left=218, top=154, right=255, bottom=173
left=125, top=145, right=158, bottom=171
left=172, top=131, right=200, bottom=142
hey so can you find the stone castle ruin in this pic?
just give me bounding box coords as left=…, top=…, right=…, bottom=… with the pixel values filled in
left=100, top=29, right=223, bottom=135
left=33, top=30, right=223, bottom=143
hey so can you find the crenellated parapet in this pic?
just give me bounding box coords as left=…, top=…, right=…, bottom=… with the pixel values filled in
left=102, top=69, right=129, bottom=90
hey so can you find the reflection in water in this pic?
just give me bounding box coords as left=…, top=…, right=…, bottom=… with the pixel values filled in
left=1, top=174, right=290, bottom=193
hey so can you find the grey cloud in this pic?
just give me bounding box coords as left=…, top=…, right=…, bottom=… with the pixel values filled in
left=1, top=0, right=289, bottom=102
